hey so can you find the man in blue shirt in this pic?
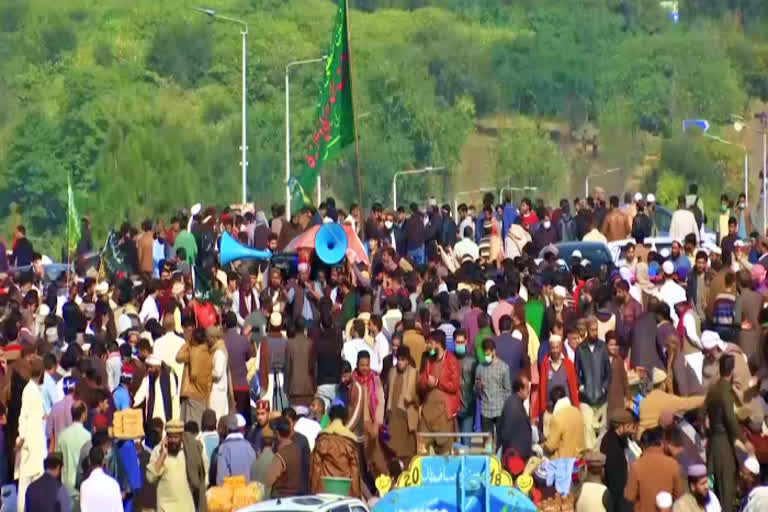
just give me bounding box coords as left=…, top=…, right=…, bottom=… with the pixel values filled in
left=41, top=353, right=61, bottom=416
left=501, top=191, right=518, bottom=243
left=113, top=365, right=133, bottom=411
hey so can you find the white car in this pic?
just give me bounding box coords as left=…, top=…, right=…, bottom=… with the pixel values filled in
left=236, top=494, right=370, bottom=512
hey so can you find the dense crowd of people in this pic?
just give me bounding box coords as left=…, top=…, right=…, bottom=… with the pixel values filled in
left=1, top=185, right=768, bottom=511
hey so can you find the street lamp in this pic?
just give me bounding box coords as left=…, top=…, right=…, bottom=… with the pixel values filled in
left=285, top=56, right=327, bottom=221
left=392, top=166, right=445, bottom=211
left=684, top=119, right=749, bottom=204
left=735, top=113, right=768, bottom=233
left=585, top=168, right=621, bottom=197
left=192, top=7, right=249, bottom=204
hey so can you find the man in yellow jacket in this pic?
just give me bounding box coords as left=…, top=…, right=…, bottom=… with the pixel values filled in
left=543, top=386, right=586, bottom=459
left=637, top=368, right=704, bottom=438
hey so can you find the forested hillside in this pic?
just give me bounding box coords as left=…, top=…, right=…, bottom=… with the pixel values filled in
left=1, top=0, right=768, bottom=253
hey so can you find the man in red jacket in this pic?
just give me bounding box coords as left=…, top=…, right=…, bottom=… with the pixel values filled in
left=533, top=335, right=579, bottom=424
left=418, top=330, right=459, bottom=454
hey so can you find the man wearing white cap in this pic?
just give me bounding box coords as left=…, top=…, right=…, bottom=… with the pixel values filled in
left=134, top=354, right=181, bottom=425
left=659, top=260, right=687, bottom=324
left=700, top=330, right=752, bottom=405
left=740, top=456, right=761, bottom=509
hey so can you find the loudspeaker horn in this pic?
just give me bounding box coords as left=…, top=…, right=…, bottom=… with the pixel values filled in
left=315, top=223, right=348, bottom=265
left=219, top=231, right=272, bottom=265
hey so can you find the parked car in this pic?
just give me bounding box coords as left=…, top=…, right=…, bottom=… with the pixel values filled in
left=539, top=241, right=615, bottom=273
left=236, top=494, right=370, bottom=512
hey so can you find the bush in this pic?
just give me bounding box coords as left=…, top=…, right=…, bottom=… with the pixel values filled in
left=0, top=1, right=26, bottom=33
left=146, top=21, right=213, bottom=88
left=41, top=24, right=78, bottom=63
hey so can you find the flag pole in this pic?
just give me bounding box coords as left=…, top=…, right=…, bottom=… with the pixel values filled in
left=66, top=180, right=71, bottom=291
left=344, top=0, right=364, bottom=209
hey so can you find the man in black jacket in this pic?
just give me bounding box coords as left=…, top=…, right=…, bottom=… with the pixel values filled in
left=404, top=203, right=425, bottom=265
left=575, top=318, right=611, bottom=450
left=498, top=375, right=532, bottom=459
left=600, top=409, right=636, bottom=512
left=12, top=225, right=34, bottom=267
left=439, top=204, right=457, bottom=248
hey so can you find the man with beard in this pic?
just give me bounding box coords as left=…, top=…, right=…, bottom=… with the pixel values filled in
left=706, top=355, right=754, bottom=512
left=614, top=280, right=642, bottom=349
left=670, top=240, right=692, bottom=282
left=600, top=409, right=636, bottom=512
left=672, top=464, right=721, bottom=511
left=261, top=268, right=288, bottom=315
left=147, top=418, right=206, bottom=511
left=385, top=345, right=419, bottom=464
left=233, top=274, right=260, bottom=329
left=246, top=400, right=273, bottom=455
left=133, top=355, right=180, bottom=428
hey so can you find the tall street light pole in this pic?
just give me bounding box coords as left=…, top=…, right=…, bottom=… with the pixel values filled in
left=192, top=7, right=248, bottom=204
left=735, top=114, right=767, bottom=233
left=285, top=56, right=327, bottom=222
left=392, top=166, right=445, bottom=211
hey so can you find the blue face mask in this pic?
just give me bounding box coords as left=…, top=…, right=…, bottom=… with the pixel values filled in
left=455, top=344, right=466, bottom=355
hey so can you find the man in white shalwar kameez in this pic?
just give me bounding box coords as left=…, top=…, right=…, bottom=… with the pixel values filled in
left=207, top=326, right=231, bottom=421
left=16, top=359, right=46, bottom=512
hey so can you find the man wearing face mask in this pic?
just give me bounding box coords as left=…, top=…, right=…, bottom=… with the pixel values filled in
left=385, top=346, right=419, bottom=464
left=735, top=192, right=754, bottom=239
left=453, top=330, right=477, bottom=445
left=532, top=214, right=558, bottom=255
left=475, top=338, right=512, bottom=449
left=418, top=331, right=459, bottom=454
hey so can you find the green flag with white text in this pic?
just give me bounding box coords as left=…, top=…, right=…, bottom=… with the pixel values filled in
left=291, top=0, right=355, bottom=207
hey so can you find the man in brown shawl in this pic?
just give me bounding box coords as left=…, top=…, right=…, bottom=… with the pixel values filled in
left=385, top=345, right=418, bottom=464
left=310, top=404, right=362, bottom=498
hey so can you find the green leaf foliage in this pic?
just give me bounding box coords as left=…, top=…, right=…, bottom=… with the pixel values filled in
left=2, top=0, right=768, bottom=256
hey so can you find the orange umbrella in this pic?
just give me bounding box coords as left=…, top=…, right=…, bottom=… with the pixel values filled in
left=284, top=223, right=370, bottom=267
left=283, top=225, right=321, bottom=252
left=342, top=223, right=370, bottom=267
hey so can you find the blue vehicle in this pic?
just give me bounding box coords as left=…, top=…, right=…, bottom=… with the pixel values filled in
left=372, top=455, right=536, bottom=512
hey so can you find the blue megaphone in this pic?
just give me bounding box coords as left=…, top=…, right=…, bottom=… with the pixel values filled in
left=315, top=223, right=348, bottom=265
left=219, top=231, right=272, bottom=265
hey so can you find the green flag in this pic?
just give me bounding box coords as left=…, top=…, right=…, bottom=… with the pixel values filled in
left=291, top=0, right=355, bottom=207
left=67, top=175, right=81, bottom=253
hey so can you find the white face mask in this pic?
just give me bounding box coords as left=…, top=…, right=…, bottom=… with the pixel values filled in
left=543, top=220, right=551, bottom=229
left=385, top=221, right=393, bottom=229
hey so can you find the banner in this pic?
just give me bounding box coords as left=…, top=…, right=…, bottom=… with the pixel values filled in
left=292, top=0, right=355, bottom=208
left=67, top=175, right=81, bottom=254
